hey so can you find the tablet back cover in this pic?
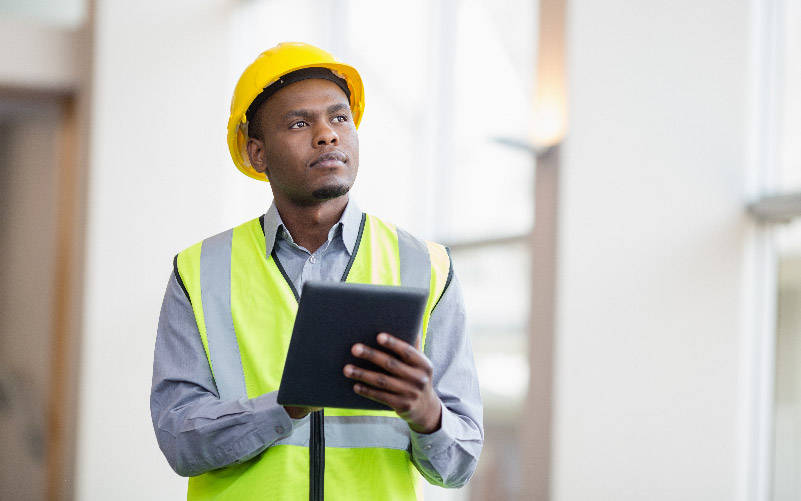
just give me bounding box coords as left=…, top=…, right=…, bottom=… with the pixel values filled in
left=277, top=281, right=428, bottom=411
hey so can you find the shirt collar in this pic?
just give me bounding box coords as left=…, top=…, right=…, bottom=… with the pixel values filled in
left=262, top=198, right=362, bottom=257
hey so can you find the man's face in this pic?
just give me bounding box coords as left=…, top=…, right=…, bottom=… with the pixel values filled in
left=247, top=78, right=359, bottom=206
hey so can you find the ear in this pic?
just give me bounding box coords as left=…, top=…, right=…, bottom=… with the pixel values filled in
left=246, top=137, right=268, bottom=174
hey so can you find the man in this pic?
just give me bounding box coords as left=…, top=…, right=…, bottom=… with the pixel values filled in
left=151, top=42, right=483, bottom=500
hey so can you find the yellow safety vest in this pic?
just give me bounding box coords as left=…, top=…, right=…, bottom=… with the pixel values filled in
left=175, top=213, right=452, bottom=500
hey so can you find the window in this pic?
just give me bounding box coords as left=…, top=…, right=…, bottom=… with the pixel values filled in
left=345, top=2, right=536, bottom=498
left=752, top=0, right=801, bottom=498
left=773, top=220, right=801, bottom=500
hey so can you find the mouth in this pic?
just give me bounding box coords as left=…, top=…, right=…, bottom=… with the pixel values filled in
left=310, top=151, right=348, bottom=169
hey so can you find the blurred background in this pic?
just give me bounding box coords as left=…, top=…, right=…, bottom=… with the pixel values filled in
left=1, top=0, right=800, bottom=499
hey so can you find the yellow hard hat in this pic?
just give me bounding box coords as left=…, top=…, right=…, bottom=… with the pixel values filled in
left=227, top=42, right=365, bottom=182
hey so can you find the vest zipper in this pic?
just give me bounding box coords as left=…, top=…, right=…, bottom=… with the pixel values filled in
left=269, top=219, right=365, bottom=500
left=310, top=409, right=325, bottom=501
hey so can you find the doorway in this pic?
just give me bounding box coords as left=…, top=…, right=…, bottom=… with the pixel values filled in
left=0, top=90, right=82, bottom=501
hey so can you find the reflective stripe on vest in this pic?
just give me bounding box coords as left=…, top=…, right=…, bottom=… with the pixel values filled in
left=275, top=415, right=410, bottom=450
left=198, top=229, right=248, bottom=400
left=177, top=213, right=452, bottom=501
left=396, top=225, right=431, bottom=291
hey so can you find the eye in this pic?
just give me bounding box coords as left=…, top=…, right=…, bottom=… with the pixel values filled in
left=332, top=115, right=348, bottom=123
left=289, top=121, right=309, bottom=129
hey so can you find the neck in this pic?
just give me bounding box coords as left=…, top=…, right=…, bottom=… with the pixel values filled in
left=274, top=195, right=349, bottom=253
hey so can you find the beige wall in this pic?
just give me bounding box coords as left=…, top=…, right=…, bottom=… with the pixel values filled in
left=0, top=17, right=81, bottom=90
left=0, top=98, right=62, bottom=501
left=0, top=7, right=88, bottom=497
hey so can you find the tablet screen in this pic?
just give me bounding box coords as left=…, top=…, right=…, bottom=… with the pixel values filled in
left=277, top=281, right=429, bottom=410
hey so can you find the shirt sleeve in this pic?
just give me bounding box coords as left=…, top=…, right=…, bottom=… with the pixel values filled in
left=408, top=272, right=484, bottom=488
left=150, top=271, right=296, bottom=477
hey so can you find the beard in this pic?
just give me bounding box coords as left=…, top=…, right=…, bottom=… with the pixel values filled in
left=312, top=183, right=351, bottom=200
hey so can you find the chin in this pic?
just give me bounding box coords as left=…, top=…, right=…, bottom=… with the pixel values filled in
left=312, top=183, right=351, bottom=200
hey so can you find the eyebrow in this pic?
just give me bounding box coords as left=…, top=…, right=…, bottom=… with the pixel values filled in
left=283, top=102, right=350, bottom=121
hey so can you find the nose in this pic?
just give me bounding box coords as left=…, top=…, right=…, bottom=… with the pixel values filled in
left=314, top=122, right=338, bottom=147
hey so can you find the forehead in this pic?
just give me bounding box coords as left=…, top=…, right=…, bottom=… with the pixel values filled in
left=261, top=78, right=350, bottom=117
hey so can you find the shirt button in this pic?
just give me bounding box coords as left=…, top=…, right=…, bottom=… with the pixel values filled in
left=423, top=444, right=432, bottom=450
left=309, top=255, right=316, bottom=264
left=275, top=425, right=285, bottom=435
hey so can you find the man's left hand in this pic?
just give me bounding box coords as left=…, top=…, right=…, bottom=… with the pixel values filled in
left=343, top=332, right=442, bottom=434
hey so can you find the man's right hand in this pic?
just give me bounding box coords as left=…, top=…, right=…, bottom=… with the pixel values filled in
left=283, top=406, right=323, bottom=419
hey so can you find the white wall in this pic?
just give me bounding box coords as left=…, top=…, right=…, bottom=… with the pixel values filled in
left=554, top=1, right=757, bottom=500
left=75, top=1, right=239, bottom=499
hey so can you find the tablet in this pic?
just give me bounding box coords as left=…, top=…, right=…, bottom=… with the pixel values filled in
left=277, top=280, right=429, bottom=411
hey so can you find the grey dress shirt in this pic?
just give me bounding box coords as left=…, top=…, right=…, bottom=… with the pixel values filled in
left=150, top=198, right=483, bottom=488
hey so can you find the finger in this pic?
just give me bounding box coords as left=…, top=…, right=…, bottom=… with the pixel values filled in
left=343, top=364, right=419, bottom=394
left=376, top=334, right=434, bottom=376
left=350, top=343, right=427, bottom=382
left=351, top=382, right=408, bottom=410
left=375, top=333, right=429, bottom=368
left=284, top=405, right=322, bottom=419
